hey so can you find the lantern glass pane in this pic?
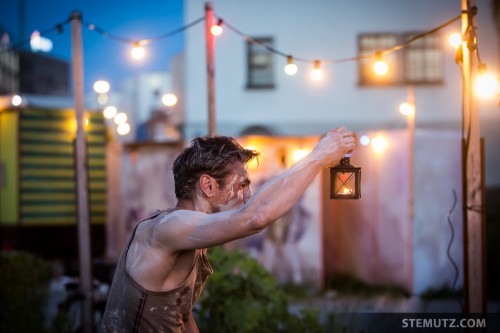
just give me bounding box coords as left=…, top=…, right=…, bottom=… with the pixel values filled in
left=333, top=171, right=356, bottom=195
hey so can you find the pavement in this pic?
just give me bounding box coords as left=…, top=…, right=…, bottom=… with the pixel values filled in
left=289, top=292, right=500, bottom=332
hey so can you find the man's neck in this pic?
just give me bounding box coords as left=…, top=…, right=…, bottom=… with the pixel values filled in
left=176, top=197, right=212, bottom=214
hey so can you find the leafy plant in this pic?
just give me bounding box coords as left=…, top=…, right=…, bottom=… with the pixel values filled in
left=0, top=251, right=51, bottom=333
left=196, top=246, right=326, bottom=333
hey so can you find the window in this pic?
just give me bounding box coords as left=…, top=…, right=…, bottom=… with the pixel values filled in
left=246, top=37, right=275, bottom=89
left=358, top=32, right=443, bottom=86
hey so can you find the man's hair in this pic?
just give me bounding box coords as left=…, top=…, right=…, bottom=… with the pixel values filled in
left=172, top=136, right=259, bottom=201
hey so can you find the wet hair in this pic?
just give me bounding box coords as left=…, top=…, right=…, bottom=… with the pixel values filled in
left=172, top=136, right=259, bottom=201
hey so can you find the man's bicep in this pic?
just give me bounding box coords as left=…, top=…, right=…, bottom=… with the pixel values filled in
left=154, top=210, right=255, bottom=250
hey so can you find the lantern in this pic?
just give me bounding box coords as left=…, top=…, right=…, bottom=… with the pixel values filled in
left=330, top=156, right=361, bottom=199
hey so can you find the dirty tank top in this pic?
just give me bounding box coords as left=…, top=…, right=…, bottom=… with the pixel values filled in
left=99, top=210, right=213, bottom=333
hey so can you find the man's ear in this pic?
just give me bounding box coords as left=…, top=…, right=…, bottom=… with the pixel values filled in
left=199, top=174, right=216, bottom=198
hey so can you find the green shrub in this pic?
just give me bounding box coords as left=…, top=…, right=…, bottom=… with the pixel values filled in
left=0, top=251, right=50, bottom=333
left=196, top=246, right=325, bottom=333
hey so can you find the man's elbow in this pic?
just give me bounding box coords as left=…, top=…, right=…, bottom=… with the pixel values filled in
left=247, top=212, right=269, bottom=234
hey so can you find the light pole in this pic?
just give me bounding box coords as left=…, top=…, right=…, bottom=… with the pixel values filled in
left=205, top=2, right=216, bottom=137
left=460, top=0, right=486, bottom=313
left=70, top=11, right=93, bottom=333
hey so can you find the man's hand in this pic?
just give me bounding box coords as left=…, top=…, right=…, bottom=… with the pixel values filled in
left=310, top=127, right=356, bottom=167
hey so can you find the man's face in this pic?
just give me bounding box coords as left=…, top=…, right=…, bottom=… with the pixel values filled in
left=210, top=162, right=251, bottom=212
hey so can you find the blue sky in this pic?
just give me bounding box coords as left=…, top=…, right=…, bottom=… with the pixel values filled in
left=0, top=0, right=186, bottom=92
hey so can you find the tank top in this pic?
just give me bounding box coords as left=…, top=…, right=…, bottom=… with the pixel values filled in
left=99, top=210, right=213, bottom=333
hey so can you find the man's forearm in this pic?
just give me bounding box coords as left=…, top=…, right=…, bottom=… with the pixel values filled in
left=243, top=155, right=323, bottom=228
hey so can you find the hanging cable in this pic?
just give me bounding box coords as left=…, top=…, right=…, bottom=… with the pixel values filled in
left=83, top=16, right=205, bottom=46
left=219, top=14, right=460, bottom=65
left=446, top=189, right=464, bottom=312
left=0, top=17, right=71, bottom=56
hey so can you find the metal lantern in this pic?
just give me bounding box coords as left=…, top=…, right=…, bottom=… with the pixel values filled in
left=330, top=156, right=361, bottom=199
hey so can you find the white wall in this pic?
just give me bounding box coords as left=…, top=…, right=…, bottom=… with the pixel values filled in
left=184, top=0, right=500, bottom=186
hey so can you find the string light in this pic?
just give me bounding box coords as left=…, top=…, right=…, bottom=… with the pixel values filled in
left=474, top=64, right=500, bottom=99
left=399, top=102, right=415, bottom=116
left=117, top=123, right=131, bottom=135
left=103, top=106, right=118, bottom=119
left=114, top=112, right=128, bottom=125
left=373, top=52, right=388, bottom=76
left=162, top=93, right=178, bottom=107
left=310, top=60, right=323, bottom=81
left=449, top=33, right=462, bottom=49
left=11, top=94, right=23, bottom=107
left=284, top=55, right=298, bottom=76
left=210, top=19, right=224, bottom=36
left=93, top=80, right=110, bottom=94
left=131, top=42, right=146, bottom=60
left=371, top=135, right=388, bottom=154
left=359, top=135, right=371, bottom=146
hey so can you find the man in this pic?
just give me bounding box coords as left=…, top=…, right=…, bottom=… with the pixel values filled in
left=100, top=127, right=355, bottom=333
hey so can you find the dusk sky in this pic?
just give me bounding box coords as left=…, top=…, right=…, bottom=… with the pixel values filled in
left=0, top=0, right=186, bottom=92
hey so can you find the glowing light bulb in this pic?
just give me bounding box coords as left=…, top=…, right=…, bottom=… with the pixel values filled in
left=131, top=42, right=145, bottom=60
left=162, top=93, right=178, bottom=107
left=399, top=102, right=415, bottom=116
left=373, top=52, right=388, bottom=76
left=475, top=67, right=499, bottom=99
left=371, top=135, right=388, bottom=154
left=284, top=56, right=298, bottom=76
left=311, top=60, right=323, bottom=81
left=114, top=112, right=127, bottom=125
left=117, top=123, right=131, bottom=135
left=11, top=94, right=22, bottom=107
left=84, top=113, right=90, bottom=128
left=103, top=106, right=118, bottom=119
left=93, top=80, right=110, bottom=94
left=97, top=94, right=109, bottom=105
left=292, top=149, right=309, bottom=163
left=359, top=135, right=371, bottom=146
left=449, top=33, right=462, bottom=49
left=210, top=19, right=223, bottom=36
left=374, top=61, right=388, bottom=75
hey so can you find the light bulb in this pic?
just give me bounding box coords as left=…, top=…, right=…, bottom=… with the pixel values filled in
left=93, top=80, right=110, bottom=94
left=11, top=94, right=22, bottom=107
left=359, top=135, right=371, bottom=146
left=371, top=135, right=388, bottom=154
left=103, top=106, right=118, bottom=119
left=117, top=123, right=131, bottom=136
left=449, top=33, right=462, bottom=49
left=131, top=43, right=145, bottom=60
left=475, top=70, right=499, bottom=99
left=311, top=60, right=323, bottom=81
left=210, top=19, right=223, bottom=36
left=373, top=52, right=388, bottom=75
left=162, top=93, right=178, bottom=107
left=114, top=112, right=128, bottom=125
left=399, top=102, right=415, bottom=116
left=284, top=56, right=298, bottom=76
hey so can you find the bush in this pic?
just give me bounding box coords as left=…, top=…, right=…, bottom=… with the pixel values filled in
left=196, top=246, right=325, bottom=333
left=0, top=251, right=50, bottom=333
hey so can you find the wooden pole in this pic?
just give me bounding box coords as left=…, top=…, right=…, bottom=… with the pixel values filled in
left=461, top=0, right=486, bottom=313
left=71, top=11, right=93, bottom=333
left=205, top=2, right=216, bottom=137
left=407, top=85, right=415, bottom=294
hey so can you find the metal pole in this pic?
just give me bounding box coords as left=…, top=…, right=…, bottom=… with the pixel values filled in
left=205, top=2, right=216, bottom=137
left=71, top=11, right=93, bottom=333
left=461, top=0, right=486, bottom=313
